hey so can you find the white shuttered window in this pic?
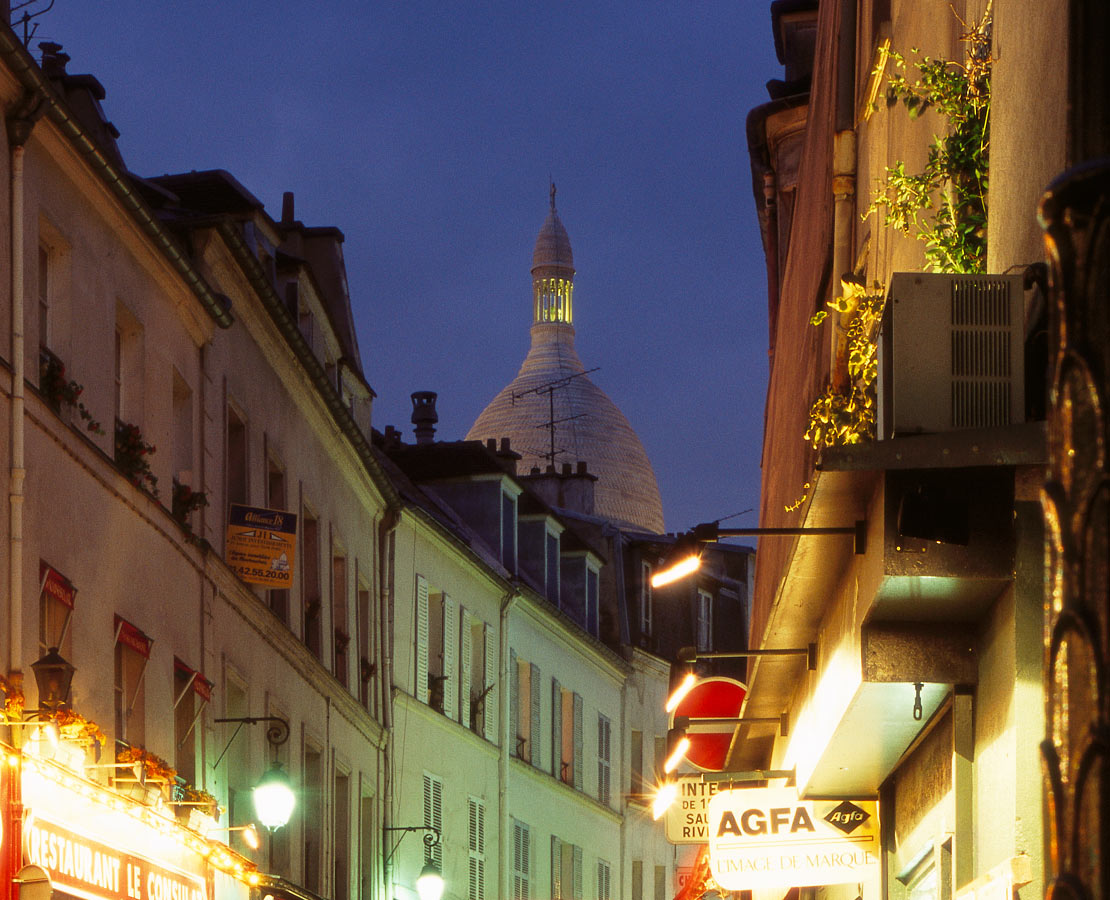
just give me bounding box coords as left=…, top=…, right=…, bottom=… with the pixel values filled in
left=422, top=773, right=443, bottom=868
left=468, top=797, right=485, bottom=900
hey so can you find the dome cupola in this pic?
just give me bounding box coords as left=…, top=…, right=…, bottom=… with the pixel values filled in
left=531, top=184, right=575, bottom=326
left=467, top=190, right=664, bottom=533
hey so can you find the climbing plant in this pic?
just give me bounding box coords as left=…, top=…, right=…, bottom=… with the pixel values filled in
left=864, top=11, right=992, bottom=273
left=804, top=279, right=887, bottom=450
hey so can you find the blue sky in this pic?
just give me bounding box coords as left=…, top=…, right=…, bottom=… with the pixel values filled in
left=36, top=1, right=779, bottom=533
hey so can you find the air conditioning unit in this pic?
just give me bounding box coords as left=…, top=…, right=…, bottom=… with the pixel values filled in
left=880, top=273, right=1025, bottom=438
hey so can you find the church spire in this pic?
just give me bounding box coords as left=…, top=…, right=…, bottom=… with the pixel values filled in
left=531, top=186, right=575, bottom=326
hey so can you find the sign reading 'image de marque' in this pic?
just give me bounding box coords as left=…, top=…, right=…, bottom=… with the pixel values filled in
left=707, top=787, right=880, bottom=891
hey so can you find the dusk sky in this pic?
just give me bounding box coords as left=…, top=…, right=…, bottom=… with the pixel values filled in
left=37, top=1, right=780, bottom=534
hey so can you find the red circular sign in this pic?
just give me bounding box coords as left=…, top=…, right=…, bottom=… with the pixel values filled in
left=670, top=676, right=748, bottom=771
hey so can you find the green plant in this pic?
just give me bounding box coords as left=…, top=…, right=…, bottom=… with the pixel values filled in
left=864, top=11, right=991, bottom=273
left=804, top=279, right=887, bottom=450
left=39, top=352, right=104, bottom=434
left=115, top=419, right=159, bottom=496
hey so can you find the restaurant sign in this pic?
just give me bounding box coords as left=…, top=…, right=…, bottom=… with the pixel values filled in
left=24, top=817, right=207, bottom=900
left=707, top=787, right=880, bottom=890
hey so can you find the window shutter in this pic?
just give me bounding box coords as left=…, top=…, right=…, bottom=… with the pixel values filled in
left=513, top=820, right=530, bottom=900
left=598, top=715, right=611, bottom=804
left=443, top=594, right=458, bottom=720
left=510, top=650, right=519, bottom=755
left=484, top=623, right=497, bottom=739
left=469, top=797, right=485, bottom=900
left=572, top=692, right=583, bottom=790
left=597, top=861, right=611, bottom=900
left=551, top=835, right=563, bottom=900
left=572, top=845, right=583, bottom=900
left=551, top=679, right=562, bottom=778
left=530, top=662, right=541, bottom=768
left=415, top=576, right=430, bottom=704
left=422, top=773, right=443, bottom=867
left=460, top=607, right=473, bottom=729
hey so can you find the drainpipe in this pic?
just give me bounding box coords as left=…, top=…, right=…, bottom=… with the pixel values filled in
left=498, top=585, right=520, bottom=900
left=830, top=129, right=857, bottom=390
left=7, top=95, right=42, bottom=686
left=378, top=503, right=401, bottom=900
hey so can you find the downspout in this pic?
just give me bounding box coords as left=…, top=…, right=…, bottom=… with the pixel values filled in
left=378, top=503, right=401, bottom=900
left=7, top=94, right=42, bottom=685
left=498, top=585, right=521, bottom=900
left=829, top=129, right=857, bottom=388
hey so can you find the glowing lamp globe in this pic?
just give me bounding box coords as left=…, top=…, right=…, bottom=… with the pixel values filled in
left=252, top=764, right=295, bottom=830
left=416, top=864, right=445, bottom=900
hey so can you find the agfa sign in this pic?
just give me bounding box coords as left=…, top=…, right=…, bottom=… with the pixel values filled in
left=707, top=787, right=880, bottom=890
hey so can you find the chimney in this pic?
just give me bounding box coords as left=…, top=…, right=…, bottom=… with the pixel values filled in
left=486, top=439, right=497, bottom=451
left=40, top=42, right=69, bottom=79
left=411, top=392, right=438, bottom=445
left=282, top=191, right=295, bottom=225
left=577, top=461, right=588, bottom=474
left=562, top=462, right=572, bottom=476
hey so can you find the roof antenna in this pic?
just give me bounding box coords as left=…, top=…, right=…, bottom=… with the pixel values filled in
left=12, top=0, right=55, bottom=47
left=550, top=179, right=556, bottom=212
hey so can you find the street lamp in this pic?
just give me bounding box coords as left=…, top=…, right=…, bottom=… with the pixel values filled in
left=30, top=646, right=76, bottom=709
left=385, top=825, right=444, bottom=900
left=651, top=520, right=866, bottom=588
left=214, top=715, right=296, bottom=831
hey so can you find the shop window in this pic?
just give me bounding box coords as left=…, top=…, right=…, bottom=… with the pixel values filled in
left=267, top=457, right=289, bottom=623
left=333, top=769, right=351, bottom=900
left=113, top=616, right=151, bottom=749
left=423, top=773, right=443, bottom=868
left=468, top=797, right=485, bottom=900
left=303, top=510, right=322, bottom=656
left=333, top=551, right=349, bottom=687
left=38, top=561, right=75, bottom=661
left=173, top=658, right=212, bottom=785
left=550, top=836, right=582, bottom=900
left=512, top=819, right=531, bottom=900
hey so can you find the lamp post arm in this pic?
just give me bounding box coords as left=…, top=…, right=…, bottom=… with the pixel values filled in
left=695, top=520, right=866, bottom=553
left=384, top=825, right=441, bottom=866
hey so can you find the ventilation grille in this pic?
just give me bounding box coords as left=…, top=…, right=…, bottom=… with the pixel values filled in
left=950, top=279, right=1014, bottom=428
left=883, top=273, right=1025, bottom=437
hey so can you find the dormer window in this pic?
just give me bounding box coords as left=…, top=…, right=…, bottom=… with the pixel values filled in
left=501, top=489, right=518, bottom=573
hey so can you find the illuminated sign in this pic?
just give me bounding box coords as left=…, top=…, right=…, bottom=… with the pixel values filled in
left=24, top=818, right=207, bottom=900
left=707, top=787, right=880, bottom=890
left=40, top=561, right=77, bottom=609
left=226, top=504, right=297, bottom=588
left=665, top=776, right=728, bottom=843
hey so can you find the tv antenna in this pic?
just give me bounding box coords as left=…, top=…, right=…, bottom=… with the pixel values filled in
left=512, top=368, right=598, bottom=467
left=12, top=0, right=55, bottom=46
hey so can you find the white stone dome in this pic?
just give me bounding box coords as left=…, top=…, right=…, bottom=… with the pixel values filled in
left=467, top=193, right=664, bottom=533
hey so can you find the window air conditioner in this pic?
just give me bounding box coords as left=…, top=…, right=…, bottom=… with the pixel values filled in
left=880, top=273, right=1025, bottom=438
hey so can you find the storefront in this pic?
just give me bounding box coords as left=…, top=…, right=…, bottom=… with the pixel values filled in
left=1, top=742, right=256, bottom=900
